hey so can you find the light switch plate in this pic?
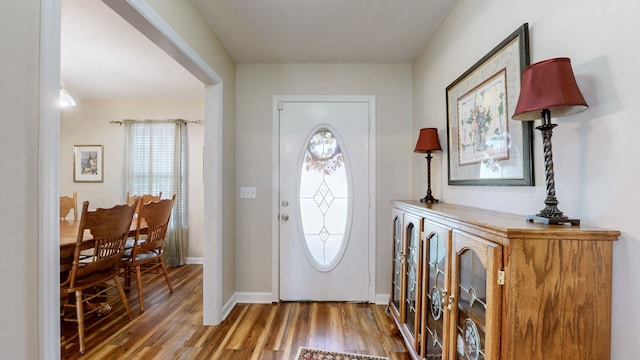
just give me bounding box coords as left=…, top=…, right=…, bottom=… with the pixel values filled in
left=240, top=187, right=256, bottom=199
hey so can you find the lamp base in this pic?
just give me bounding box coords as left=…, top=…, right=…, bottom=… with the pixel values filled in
left=420, top=194, right=439, bottom=203
left=525, top=214, right=580, bottom=225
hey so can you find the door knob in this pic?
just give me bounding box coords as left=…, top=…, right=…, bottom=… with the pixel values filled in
left=280, top=214, right=289, bottom=221
left=281, top=200, right=289, bottom=207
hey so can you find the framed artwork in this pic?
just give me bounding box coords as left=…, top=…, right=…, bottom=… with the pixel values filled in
left=73, top=145, right=103, bottom=182
left=446, top=23, right=533, bottom=186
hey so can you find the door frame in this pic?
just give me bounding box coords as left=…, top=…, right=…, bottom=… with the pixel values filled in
left=271, top=95, right=377, bottom=303
left=101, top=0, right=224, bottom=326
left=39, top=1, right=223, bottom=358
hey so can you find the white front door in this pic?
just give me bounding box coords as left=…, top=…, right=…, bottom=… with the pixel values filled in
left=279, top=100, right=371, bottom=301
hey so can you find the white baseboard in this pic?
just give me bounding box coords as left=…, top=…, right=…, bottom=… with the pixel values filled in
left=221, top=292, right=390, bottom=321
left=235, top=292, right=274, bottom=304
left=186, top=257, right=204, bottom=264
left=222, top=293, right=237, bottom=320
left=222, top=292, right=273, bottom=320
left=375, top=293, right=390, bottom=305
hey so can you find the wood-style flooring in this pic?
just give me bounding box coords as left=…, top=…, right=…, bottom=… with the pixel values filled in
left=61, top=264, right=410, bottom=359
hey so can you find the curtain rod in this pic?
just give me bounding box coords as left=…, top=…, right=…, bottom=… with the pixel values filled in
left=109, top=119, right=202, bottom=125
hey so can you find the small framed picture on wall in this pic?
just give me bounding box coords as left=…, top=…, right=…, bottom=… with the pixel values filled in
left=73, top=145, right=103, bottom=183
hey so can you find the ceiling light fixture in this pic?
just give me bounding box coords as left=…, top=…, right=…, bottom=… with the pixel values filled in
left=59, top=81, right=77, bottom=108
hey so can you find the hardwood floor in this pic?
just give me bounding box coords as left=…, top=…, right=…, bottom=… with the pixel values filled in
left=61, top=264, right=410, bottom=359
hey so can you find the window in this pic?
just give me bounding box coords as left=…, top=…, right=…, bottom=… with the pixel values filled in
left=298, top=127, right=350, bottom=270
left=121, top=120, right=188, bottom=266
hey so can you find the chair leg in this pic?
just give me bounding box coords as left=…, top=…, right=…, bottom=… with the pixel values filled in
left=124, top=266, right=131, bottom=289
left=75, top=290, right=85, bottom=354
left=136, top=266, right=145, bottom=313
left=114, top=275, right=134, bottom=320
left=159, top=258, right=174, bottom=293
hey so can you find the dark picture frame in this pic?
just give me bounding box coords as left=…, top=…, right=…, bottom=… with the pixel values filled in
left=446, top=23, right=533, bottom=186
left=73, top=145, right=103, bottom=183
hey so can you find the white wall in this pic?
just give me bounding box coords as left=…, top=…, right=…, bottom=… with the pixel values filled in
left=0, top=1, right=40, bottom=358
left=235, top=63, right=413, bottom=295
left=413, top=0, right=640, bottom=358
left=60, top=99, right=205, bottom=259
left=142, top=0, right=238, bottom=304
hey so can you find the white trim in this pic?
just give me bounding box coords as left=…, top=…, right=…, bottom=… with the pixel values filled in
left=186, top=257, right=204, bottom=264
left=102, top=0, right=224, bottom=326
left=40, top=1, right=61, bottom=359
left=235, top=292, right=275, bottom=304
left=367, top=98, right=378, bottom=303
left=223, top=290, right=392, bottom=324
left=202, top=83, right=224, bottom=325
left=222, top=293, right=237, bottom=320
left=375, top=293, right=391, bottom=306
left=221, top=292, right=274, bottom=321
left=271, top=95, right=377, bottom=303
left=271, top=97, right=281, bottom=302
left=102, top=0, right=221, bottom=83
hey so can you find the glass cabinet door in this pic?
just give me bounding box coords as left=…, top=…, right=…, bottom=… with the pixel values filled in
left=450, top=232, right=502, bottom=360
left=390, top=209, right=404, bottom=319
left=421, top=220, right=452, bottom=359
left=403, top=213, right=422, bottom=348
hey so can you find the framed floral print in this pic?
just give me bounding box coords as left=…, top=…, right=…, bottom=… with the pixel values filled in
left=446, top=23, right=533, bottom=186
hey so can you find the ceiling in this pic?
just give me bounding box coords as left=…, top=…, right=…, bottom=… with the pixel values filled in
left=190, top=0, right=458, bottom=64
left=61, top=0, right=457, bottom=103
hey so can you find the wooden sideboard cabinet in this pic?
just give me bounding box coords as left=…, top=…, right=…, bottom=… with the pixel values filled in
left=389, top=200, right=620, bottom=360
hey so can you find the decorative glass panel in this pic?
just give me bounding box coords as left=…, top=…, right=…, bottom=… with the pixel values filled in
left=392, top=215, right=402, bottom=312
left=405, top=223, right=419, bottom=337
left=456, top=249, right=487, bottom=360
left=425, top=231, right=447, bottom=359
left=299, top=127, right=350, bottom=270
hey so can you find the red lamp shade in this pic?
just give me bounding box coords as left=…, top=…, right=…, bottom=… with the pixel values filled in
left=512, top=57, right=588, bottom=121
left=414, top=128, right=442, bottom=153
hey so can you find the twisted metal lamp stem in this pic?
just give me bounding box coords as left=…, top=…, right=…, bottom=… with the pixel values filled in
left=420, top=151, right=438, bottom=203
left=528, top=109, right=579, bottom=225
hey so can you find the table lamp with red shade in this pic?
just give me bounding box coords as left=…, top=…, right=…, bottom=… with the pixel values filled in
left=512, top=57, right=588, bottom=225
left=414, top=127, right=443, bottom=203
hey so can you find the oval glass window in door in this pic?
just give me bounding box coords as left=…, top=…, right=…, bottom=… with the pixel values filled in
left=298, top=127, right=351, bottom=271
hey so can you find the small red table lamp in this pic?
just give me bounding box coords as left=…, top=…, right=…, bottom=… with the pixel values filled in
left=512, top=57, right=588, bottom=225
left=414, top=128, right=442, bottom=203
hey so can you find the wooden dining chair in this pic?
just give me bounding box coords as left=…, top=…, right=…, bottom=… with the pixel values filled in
left=123, top=191, right=164, bottom=250
left=121, top=195, right=175, bottom=313
left=60, top=200, right=137, bottom=354
left=125, top=191, right=162, bottom=215
left=60, top=191, right=78, bottom=221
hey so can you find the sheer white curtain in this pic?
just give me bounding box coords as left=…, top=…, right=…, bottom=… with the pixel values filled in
left=121, top=119, right=188, bottom=267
